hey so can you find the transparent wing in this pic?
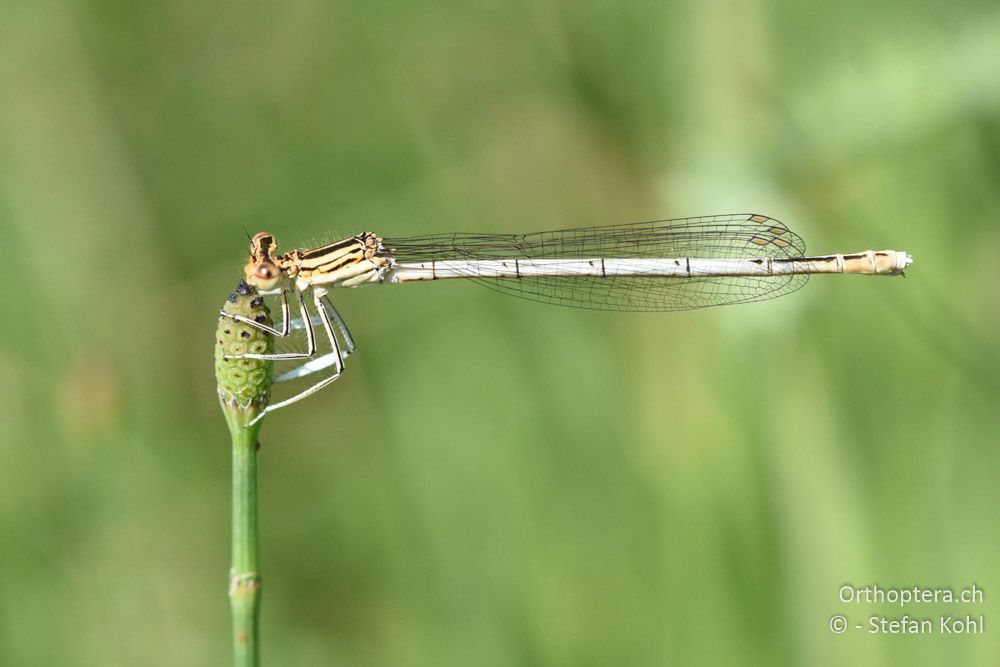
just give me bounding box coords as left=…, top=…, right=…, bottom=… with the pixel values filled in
left=383, top=213, right=809, bottom=312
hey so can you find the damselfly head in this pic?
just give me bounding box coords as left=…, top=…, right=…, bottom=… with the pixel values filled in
left=245, top=232, right=283, bottom=290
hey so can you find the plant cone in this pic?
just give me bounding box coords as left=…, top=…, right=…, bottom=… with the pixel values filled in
left=215, top=280, right=274, bottom=434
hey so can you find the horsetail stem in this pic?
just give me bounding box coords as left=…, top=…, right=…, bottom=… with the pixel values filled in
left=216, top=279, right=273, bottom=666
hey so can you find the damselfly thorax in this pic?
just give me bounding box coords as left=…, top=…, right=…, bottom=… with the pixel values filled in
left=221, top=213, right=913, bottom=424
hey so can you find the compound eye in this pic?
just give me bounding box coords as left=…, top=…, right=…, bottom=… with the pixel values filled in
left=255, top=262, right=277, bottom=281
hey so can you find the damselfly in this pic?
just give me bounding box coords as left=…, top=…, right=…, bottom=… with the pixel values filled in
left=221, top=213, right=912, bottom=423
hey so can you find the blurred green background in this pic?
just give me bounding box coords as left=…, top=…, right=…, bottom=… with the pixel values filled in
left=2, top=1, right=998, bottom=665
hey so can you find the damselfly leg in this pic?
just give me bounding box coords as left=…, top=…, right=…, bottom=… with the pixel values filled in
left=246, top=289, right=347, bottom=425
left=222, top=289, right=317, bottom=361
left=323, top=296, right=357, bottom=358
left=220, top=288, right=292, bottom=338
left=274, top=295, right=356, bottom=382
left=284, top=294, right=356, bottom=360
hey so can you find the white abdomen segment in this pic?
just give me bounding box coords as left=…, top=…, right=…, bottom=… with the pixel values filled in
left=383, top=251, right=912, bottom=283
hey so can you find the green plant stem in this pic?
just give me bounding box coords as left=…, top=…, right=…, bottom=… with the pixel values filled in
left=228, top=417, right=262, bottom=667
left=216, top=281, right=273, bottom=667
